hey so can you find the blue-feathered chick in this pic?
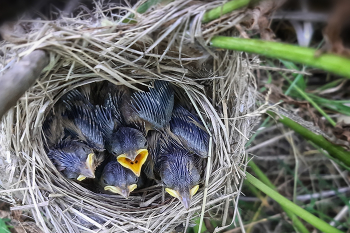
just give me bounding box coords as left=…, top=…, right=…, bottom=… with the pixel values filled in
left=95, top=98, right=148, bottom=177
left=99, top=159, right=142, bottom=198
left=146, top=132, right=204, bottom=210
left=42, top=108, right=65, bottom=149
left=95, top=82, right=173, bottom=177
left=43, top=90, right=104, bottom=181
left=47, top=140, right=103, bottom=181
left=104, top=80, right=174, bottom=176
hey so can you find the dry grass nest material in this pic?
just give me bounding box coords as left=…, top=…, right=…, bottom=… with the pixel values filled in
left=0, top=1, right=264, bottom=232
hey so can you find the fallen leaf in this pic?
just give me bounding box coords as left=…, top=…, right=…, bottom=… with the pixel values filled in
left=240, top=0, right=287, bottom=40
left=322, top=0, right=350, bottom=57
left=333, top=121, right=350, bottom=143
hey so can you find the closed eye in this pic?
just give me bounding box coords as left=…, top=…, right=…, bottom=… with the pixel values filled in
left=82, top=147, right=91, bottom=156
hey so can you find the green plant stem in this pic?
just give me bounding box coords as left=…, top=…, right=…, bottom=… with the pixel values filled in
left=268, top=111, right=350, bottom=167
left=249, top=161, right=310, bottom=233
left=309, top=141, right=350, bottom=171
left=202, top=0, right=251, bottom=23
left=284, top=72, right=303, bottom=96
left=246, top=173, right=344, bottom=233
left=137, top=0, right=163, bottom=13
left=210, top=36, right=350, bottom=78
left=249, top=161, right=274, bottom=187
left=281, top=73, right=337, bottom=126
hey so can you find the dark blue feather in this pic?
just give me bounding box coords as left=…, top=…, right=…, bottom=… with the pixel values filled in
left=94, top=105, right=116, bottom=137
left=170, top=105, right=209, bottom=158
left=64, top=102, right=105, bottom=151
left=131, top=80, right=174, bottom=130
left=106, top=127, right=147, bottom=157
left=104, top=92, right=123, bottom=125
left=157, top=139, right=202, bottom=191
left=48, top=140, right=92, bottom=179
left=63, top=89, right=94, bottom=110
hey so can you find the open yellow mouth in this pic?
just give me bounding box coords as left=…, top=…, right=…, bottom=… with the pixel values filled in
left=117, top=149, right=148, bottom=177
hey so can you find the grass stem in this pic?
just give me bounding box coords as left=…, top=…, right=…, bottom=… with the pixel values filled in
left=210, top=36, right=350, bottom=78
left=268, top=111, right=350, bottom=167
left=248, top=161, right=310, bottom=233
left=246, top=173, right=344, bottom=233
left=202, top=0, right=251, bottom=23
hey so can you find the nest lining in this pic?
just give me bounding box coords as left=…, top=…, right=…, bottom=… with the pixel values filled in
left=0, top=1, right=263, bottom=232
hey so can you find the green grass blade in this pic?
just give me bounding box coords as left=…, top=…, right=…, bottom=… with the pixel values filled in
left=0, top=219, right=11, bottom=233
left=280, top=71, right=337, bottom=126
left=137, top=0, right=163, bottom=13
left=249, top=161, right=274, bottom=188
left=202, top=0, right=251, bottom=23
left=309, top=141, right=350, bottom=171
left=316, top=79, right=344, bottom=92
left=249, top=161, right=310, bottom=233
left=277, top=60, right=336, bottom=125
left=308, top=94, right=350, bottom=116
left=210, top=36, right=350, bottom=78
left=285, top=72, right=304, bottom=96
left=246, top=173, right=344, bottom=233
left=308, top=93, right=350, bottom=104
left=268, top=111, right=350, bottom=168
left=192, top=217, right=207, bottom=233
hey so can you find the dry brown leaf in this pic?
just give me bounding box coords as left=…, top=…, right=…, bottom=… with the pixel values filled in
left=240, top=0, right=287, bottom=40
left=322, top=0, right=350, bottom=57
left=333, top=121, right=350, bottom=143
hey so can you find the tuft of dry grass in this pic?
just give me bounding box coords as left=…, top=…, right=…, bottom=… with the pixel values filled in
left=0, top=1, right=264, bottom=232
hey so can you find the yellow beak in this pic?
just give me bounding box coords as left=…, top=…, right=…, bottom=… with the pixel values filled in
left=85, top=153, right=95, bottom=178
left=117, top=149, right=148, bottom=177
left=104, top=184, right=137, bottom=199
left=77, top=153, right=95, bottom=181
left=77, top=175, right=86, bottom=181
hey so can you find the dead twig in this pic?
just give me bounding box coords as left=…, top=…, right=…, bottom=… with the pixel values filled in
left=0, top=50, right=48, bottom=119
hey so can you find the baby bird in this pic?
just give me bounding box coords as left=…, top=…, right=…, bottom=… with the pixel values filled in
left=147, top=133, right=204, bottom=210
left=47, top=140, right=102, bottom=181
left=95, top=81, right=174, bottom=177
left=99, top=159, right=141, bottom=198
left=160, top=149, right=203, bottom=210
left=95, top=101, right=148, bottom=177
left=43, top=90, right=104, bottom=181
left=144, top=101, right=209, bottom=209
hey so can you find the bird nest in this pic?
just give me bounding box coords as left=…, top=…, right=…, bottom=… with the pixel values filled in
left=0, top=1, right=263, bottom=232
